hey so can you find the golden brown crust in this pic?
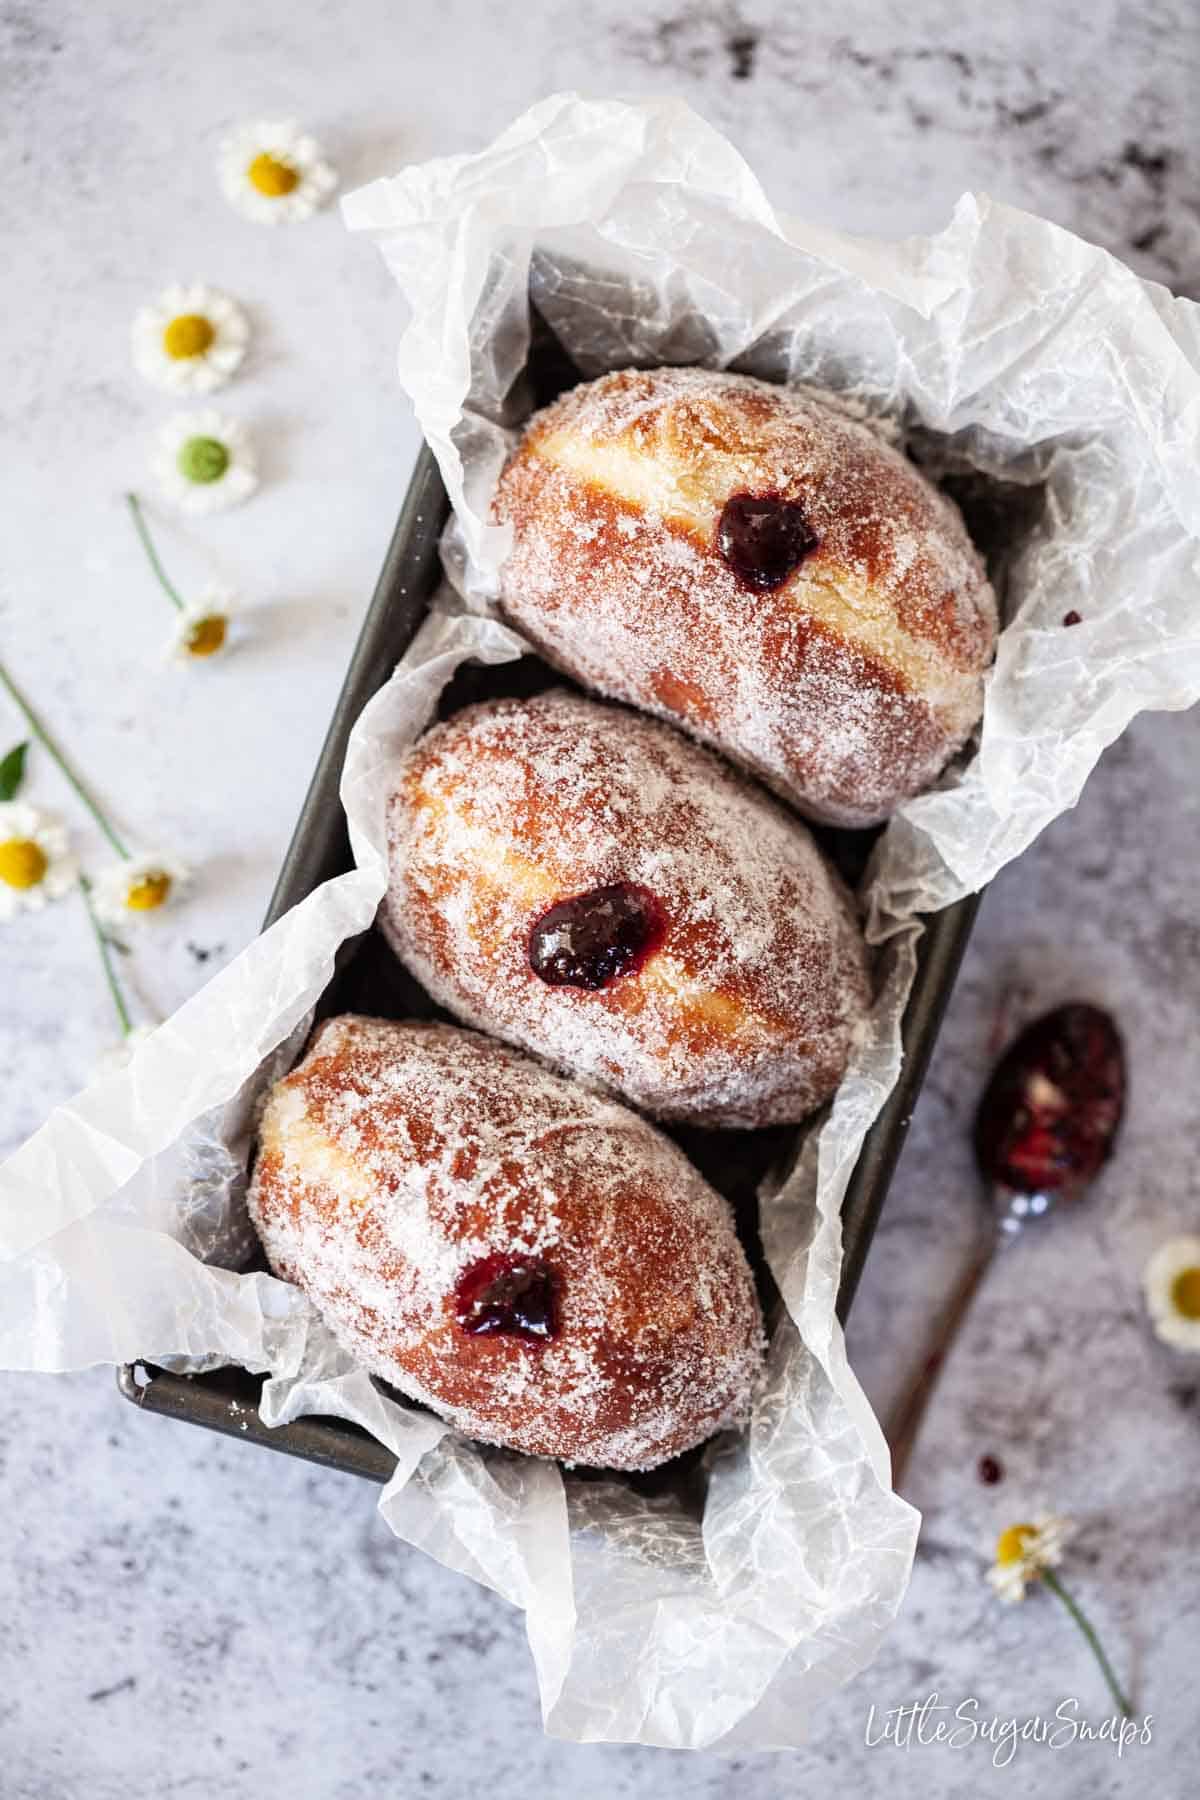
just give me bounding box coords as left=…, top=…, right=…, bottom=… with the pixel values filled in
left=493, top=367, right=997, bottom=827
left=248, top=1016, right=765, bottom=1470
left=382, top=692, right=871, bottom=1128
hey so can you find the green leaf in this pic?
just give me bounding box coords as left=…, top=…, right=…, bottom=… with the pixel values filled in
left=0, top=741, right=28, bottom=802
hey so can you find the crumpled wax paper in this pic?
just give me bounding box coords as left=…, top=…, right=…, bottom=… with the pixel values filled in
left=4, top=93, right=1200, bottom=1751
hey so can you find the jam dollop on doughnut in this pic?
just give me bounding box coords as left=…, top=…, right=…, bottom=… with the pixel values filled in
left=454, top=1253, right=558, bottom=1342
left=383, top=692, right=871, bottom=1129
left=528, top=883, right=665, bottom=990
left=247, top=1016, right=765, bottom=1470
left=717, top=491, right=819, bottom=592
left=493, top=367, right=998, bottom=828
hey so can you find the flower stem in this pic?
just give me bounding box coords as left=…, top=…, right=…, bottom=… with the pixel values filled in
left=126, top=492, right=185, bottom=612
left=0, top=660, right=130, bottom=859
left=79, top=875, right=133, bottom=1038
left=1043, top=1569, right=1132, bottom=1718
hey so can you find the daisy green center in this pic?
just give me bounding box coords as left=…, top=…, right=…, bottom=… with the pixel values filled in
left=0, top=837, right=47, bottom=890
left=184, top=615, right=228, bottom=657
left=177, top=436, right=230, bottom=484
left=1170, top=1267, right=1200, bottom=1320
left=163, top=314, right=215, bottom=360
left=995, top=1523, right=1037, bottom=1565
left=248, top=152, right=300, bottom=197
left=126, top=872, right=171, bottom=912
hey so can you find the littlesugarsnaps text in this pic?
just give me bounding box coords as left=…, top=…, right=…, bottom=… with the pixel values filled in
left=863, top=1694, right=1153, bottom=1767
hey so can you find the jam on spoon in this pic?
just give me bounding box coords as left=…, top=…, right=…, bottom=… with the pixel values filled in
left=528, top=882, right=665, bottom=990
left=974, top=1002, right=1125, bottom=1202
left=888, top=1002, right=1126, bottom=1489
left=454, top=1253, right=558, bottom=1343
left=716, top=491, right=819, bottom=592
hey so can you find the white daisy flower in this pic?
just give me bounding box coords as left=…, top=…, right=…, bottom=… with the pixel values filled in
left=93, top=853, right=191, bottom=927
left=1143, top=1235, right=1200, bottom=1352
left=169, top=588, right=237, bottom=663
left=987, top=1514, right=1074, bottom=1604
left=96, top=1023, right=158, bottom=1077
left=154, top=411, right=257, bottom=515
left=0, top=802, right=77, bottom=921
left=219, top=120, right=337, bottom=225
left=131, top=284, right=249, bottom=395
left=125, top=495, right=240, bottom=659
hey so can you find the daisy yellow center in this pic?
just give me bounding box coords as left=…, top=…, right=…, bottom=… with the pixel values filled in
left=126, top=872, right=171, bottom=912
left=995, top=1523, right=1037, bottom=1566
left=247, top=152, right=299, bottom=197
left=184, top=615, right=228, bottom=657
left=0, top=837, right=47, bottom=890
left=177, top=436, right=230, bottom=484
left=1170, top=1267, right=1200, bottom=1320
left=163, top=314, right=215, bottom=360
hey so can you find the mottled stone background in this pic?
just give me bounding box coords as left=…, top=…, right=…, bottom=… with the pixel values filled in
left=1, top=2, right=1195, bottom=1795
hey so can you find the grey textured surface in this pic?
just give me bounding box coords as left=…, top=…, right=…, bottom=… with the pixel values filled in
left=1, top=1, right=1196, bottom=1793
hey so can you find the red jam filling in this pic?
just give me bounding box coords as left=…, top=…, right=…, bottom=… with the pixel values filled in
left=528, top=882, right=665, bottom=990
left=453, top=1253, right=558, bottom=1343
left=974, top=1002, right=1125, bottom=1194
left=716, top=491, right=819, bottom=592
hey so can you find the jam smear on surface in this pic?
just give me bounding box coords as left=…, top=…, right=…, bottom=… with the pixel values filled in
left=454, top=1253, right=558, bottom=1343
left=528, top=882, right=665, bottom=990
left=974, top=1002, right=1125, bottom=1194
left=716, top=491, right=819, bottom=592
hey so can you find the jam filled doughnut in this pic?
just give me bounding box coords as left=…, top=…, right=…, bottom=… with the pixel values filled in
left=248, top=1015, right=765, bottom=1471
left=382, top=691, right=871, bottom=1129
left=493, top=367, right=997, bottom=828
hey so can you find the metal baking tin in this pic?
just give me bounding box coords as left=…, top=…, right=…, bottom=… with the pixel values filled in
left=119, top=411, right=982, bottom=1485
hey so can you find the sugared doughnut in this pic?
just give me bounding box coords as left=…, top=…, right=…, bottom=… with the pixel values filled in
left=248, top=1015, right=765, bottom=1470
left=381, top=691, right=871, bottom=1129
left=493, top=366, right=997, bottom=828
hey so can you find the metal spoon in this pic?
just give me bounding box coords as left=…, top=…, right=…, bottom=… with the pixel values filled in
left=887, top=1001, right=1126, bottom=1489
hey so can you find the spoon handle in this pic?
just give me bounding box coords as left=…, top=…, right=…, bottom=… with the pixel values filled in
left=886, top=1230, right=998, bottom=1492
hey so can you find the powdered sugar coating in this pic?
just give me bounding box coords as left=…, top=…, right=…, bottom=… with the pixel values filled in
left=493, top=366, right=998, bottom=828
left=248, top=1016, right=765, bottom=1471
left=382, top=691, right=871, bottom=1128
